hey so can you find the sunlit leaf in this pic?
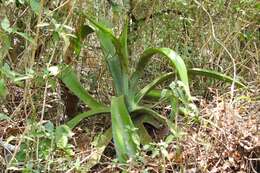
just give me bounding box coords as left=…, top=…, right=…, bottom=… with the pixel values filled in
left=0, top=79, right=8, bottom=99
left=87, top=18, right=129, bottom=96
left=130, top=48, right=190, bottom=105
left=59, top=66, right=105, bottom=109
left=188, top=68, right=247, bottom=88
left=18, top=0, right=25, bottom=4
left=134, top=117, right=152, bottom=144
left=30, top=0, right=41, bottom=14
left=66, top=108, right=110, bottom=129
left=111, top=95, right=140, bottom=162
left=0, top=113, right=10, bottom=121
left=15, top=31, right=33, bottom=43
left=84, top=128, right=112, bottom=170
left=55, top=125, right=73, bottom=149
left=135, top=72, right=175, bottom=103
left=1, top=17, right=12, bottom=33
left=13, top=75, right=33, bottom=82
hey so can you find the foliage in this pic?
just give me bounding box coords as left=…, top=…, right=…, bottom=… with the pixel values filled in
left=0, top=0, right=257, bottom=172
left=5, top=121, right=76, bottom=172
left=59, top=18, right=246, bottom=167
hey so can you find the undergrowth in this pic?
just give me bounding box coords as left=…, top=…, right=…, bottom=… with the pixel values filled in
left=0, top=0, right=259, bottom=172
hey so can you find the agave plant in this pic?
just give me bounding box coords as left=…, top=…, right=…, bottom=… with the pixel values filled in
left=58, top=18, right=246, bottom=166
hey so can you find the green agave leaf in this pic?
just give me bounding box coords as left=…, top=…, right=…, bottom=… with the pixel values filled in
left=111, top=96, right=140, bottom=162
left=117, top=22, right=129, bottom=97
left=130, top=48, right=190, bottom=104
left=118, top=22, right=129, bottom=71
left=188, top=68, right=247, bottom=88
left=135, top=121, right=152, bottom=144
left=83, top=127, right=112, bottom=170
left=87, top=18, right=130, bottom=97
left=66, top=108, right=110, bottom=129
left=142, top=115, right=162, bottom=129
left=143, top=68, right=247, bottom=101
left=59, top=66, right=105, bottom=109
left=98, top=30, right=125, bottom=95
left=135, top=72, right=175, bottom=103
left=143, top=89, right=165, bottom=101
left=133, top=114, right=162, bottom=144
left=88, top=18, right=127, bottom=96
left=87, top=17, right=114, bottom=37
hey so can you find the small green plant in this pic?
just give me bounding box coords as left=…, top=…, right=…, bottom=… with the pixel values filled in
left=5, top=121, right=75, bottom=172
left=58, top=17, right=246, bottom=167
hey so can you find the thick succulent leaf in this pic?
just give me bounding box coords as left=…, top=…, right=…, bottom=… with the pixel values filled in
left=135, top=72, right=175, bottom=103
left=135, top=122, right=152, bottom=144
left=59, top=66, right=105, bottom=109
left=133, top=114, right=161, bottom=144
left=97, top=30, right=125, bottom=95
left=130, top=48, right=190, bottom=103
left=117, top=22, right=129, bottom=98
left=66, top=108, right=110, bottom=129
left=83, top=127, right=112, bottom=170
left=111, top=96, right=140, bottom=162
left=88, top=17, right=129, bottom=69
left=142, top=115, right=162, bottom=129
left=143, top=68, right=247, bottom=101
left=143, top=89, right=165, bottom=101
left=87, top=18, right=129, bottom=96
left=118, top=22, right=129, bottom=70
left=87, top=17, right=115, bottom=37
left=133, top=114, right=164, bottom=144
left=188, top=68, right=247, bottom=88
